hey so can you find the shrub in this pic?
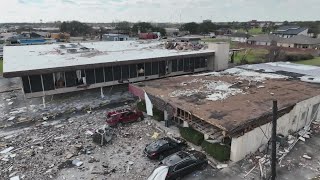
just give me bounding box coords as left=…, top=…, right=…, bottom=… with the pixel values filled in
left=179, top=127, right=204, bottom=146
left=285, top=53, right=314, bottom=62
left=201, top=140, right=231, bottom=162
left=137, top=101, right=146, bottom=112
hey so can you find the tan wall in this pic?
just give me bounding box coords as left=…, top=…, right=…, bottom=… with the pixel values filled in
left=230, top=95, right=320, bottom=162
left=207, top=42, right=230, bottom=71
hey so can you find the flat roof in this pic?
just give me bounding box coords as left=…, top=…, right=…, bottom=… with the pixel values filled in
left=133, top=67, right=320, bottom=135
left=239, top=62, right=320, bottom=77
left=3, top=40, right=214, bottom=77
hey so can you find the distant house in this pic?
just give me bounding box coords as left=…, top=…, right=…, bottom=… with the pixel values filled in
left=230, top=32, right=251, bottom=43
left=273, top=26, right=308, bottom=38
left=176, top=36, right=201, bottom=44
left=102, top=34, right=129, bottom=41
left=247, top=34, right=283, bottom=46
left=164, top=28, right=179, bottom=37
left=277, top=35, right=320, bottom=49
left=215, top=28, right=232, bottom=36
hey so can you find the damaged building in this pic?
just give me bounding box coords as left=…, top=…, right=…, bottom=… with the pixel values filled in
left=3, top=41, right=229, bottom=98
left=129, top=62, right=320, bottom=162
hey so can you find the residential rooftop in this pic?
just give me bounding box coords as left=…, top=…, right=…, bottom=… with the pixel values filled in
left=248, top=34, right=283, bottom=42
left=3, top=40, right=214, bottom=77
left=133, top=66, right=320, bottom=135
left=273, top=26, right=308, bottom=35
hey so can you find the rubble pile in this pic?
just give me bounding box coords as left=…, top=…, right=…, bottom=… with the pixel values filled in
left=0, top=90, right=134, bottom=128
left=243, top=121, right=320, bottom=178
left=164, top=42, right=207, bottom=51
left=0, top=110, right=163, bottom=180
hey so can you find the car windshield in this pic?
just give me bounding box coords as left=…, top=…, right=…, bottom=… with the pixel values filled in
left=146, top=139, right=168, bottom=151
left=163, top=151, right=190, bottom=166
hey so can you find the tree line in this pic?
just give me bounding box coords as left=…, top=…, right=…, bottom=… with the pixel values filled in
left=59, top=20, right=320, bottom=37
left=59, top=21, right=166, bottom=36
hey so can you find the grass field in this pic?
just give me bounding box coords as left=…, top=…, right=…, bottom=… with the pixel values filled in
left=233, top=48, right=269, bottom=64
left=295, top=57, right=320, bottom=66
left=237, top=27, right=264, bottom=35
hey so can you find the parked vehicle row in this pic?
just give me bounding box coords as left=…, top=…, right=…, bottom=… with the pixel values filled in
left=105, top=108, right=208, bottom=180
left=145, top=137, right=208, bottom=180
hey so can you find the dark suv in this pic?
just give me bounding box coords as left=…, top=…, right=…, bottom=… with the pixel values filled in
left=144, top=137, right=187, bottom=160
left=161, top=150, right=208, bottom=180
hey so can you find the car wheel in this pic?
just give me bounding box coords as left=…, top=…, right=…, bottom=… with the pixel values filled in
left=159, top=154, right=165, bottom=161
left=118, top=122, right=123, bottom=127
left=199, top=163, right=208, bottom=170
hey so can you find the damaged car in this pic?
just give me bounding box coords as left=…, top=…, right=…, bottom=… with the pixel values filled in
left=148, top=150, right=208, bottom=180
left=106, top=108, right=144, bottom=126
left=144, top=137, right=187, bottom=160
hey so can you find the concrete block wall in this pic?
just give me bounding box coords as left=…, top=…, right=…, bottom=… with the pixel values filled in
left=230, top=95, right=320, bottom=162
left=207, top=42, right=230, bottom=71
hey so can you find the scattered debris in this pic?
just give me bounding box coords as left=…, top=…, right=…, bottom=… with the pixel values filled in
left=7, top=116, right=15, bottom=121
left=151, top=132, right=159, bottom=139
left=216, top=164, right=228, bottom=169
left=299, top=137, right=306, bottom=142
left=0, top=146, right=14, bottom=154
left=72, top=159, right=83, bottom=167
left=302, top=154, right=312, bottom=160
left=10, top=176, right=20, bottom=180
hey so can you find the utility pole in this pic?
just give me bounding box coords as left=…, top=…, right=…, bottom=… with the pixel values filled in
left=271, top=100, right=278, bottom=180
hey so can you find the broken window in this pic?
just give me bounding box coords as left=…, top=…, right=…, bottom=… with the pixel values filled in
left=178, top=59, right=183, bottom=71
left=85, top=69, right=95, bottom=84
left=195, top=57, right=201, bottom=69
left=95, top=68, right=104, bottom=83
left=172, top=59, right=178, bottom=72
left=104, top=66, right=113, bottom=82
left=129, top=64, right=137, bottom=78
left=311, top=103, right=320, bottom=120
left=152, top=61, right=159, bottom=75
left=145, top=62, right=152, bottom=76
left=113, top=66, right=121, bottom=80
left=183, top=58, right=190, bottom=72
left=42, top=73, right=55, bottom=91
left=159, top=61, right=166, bottom=76
left=65, top=71, right=77, bottom=87
left=121, top=65, right=129, bottom=80
left=29, top=75, right=43, bottom=92
left=137, top=63, right=145, bottom=77
left=190, top=58, right=195, bottom=72
left=54, top=72, right=66, bottom=89
left=22, top=76, right=31, bottom=93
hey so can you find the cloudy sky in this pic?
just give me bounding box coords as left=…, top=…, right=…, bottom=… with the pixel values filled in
left=0, top=0, right=319, bottom=23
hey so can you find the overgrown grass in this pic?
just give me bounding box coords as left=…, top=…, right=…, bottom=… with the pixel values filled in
left=233, top=48, right=269, bottom=64
left=0, top=58, right=3, bottom=75
left=237, top=27, right=264, bottom=35
left=295, top=57, right=320, bottom=66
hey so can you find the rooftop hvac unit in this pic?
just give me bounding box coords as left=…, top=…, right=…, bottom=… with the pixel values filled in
left=67, top=49, right=78, bottom=53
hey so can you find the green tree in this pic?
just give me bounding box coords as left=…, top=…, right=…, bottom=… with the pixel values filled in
left=60, top=21, right=92, bottom=36
left=151, top=27, right=166, bottom=36
left=181, top=22, right=199, bottom=34
left=115, top=21, right=131, bottom=34
left=132, top=22, right=153, bottom=33
left=198, top=21, right=217, bottom=34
